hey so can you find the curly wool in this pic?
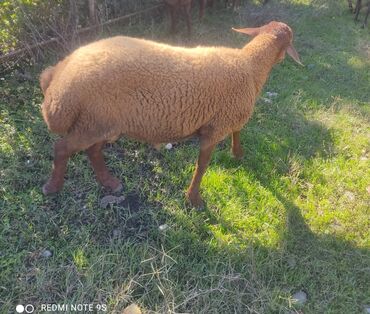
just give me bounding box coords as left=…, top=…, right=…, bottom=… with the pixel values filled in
left=41, top=33, right=283, bottom=149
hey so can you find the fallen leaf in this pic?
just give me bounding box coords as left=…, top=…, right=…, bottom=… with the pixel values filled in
left=122, top=304, right=142, bottom=314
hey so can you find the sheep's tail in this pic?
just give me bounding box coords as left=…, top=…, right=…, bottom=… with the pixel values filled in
left=41, top=94, right=80, bottom=136
left=40, top=59, right=79, bottom=135
left=39, top=66, right=55, bottom=94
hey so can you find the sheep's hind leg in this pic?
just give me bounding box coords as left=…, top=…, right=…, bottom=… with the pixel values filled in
left=231, top=131, right=244, bottom=159
left=43, top=138, right=77, bottom=195
left=186, top=140, right=216, bottom=209
left=86, top=142, right=122, bottom=192
left=354, top=0, right=362, bottom=21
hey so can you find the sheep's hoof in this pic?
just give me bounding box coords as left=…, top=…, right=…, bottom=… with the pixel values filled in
left=42, top=180, right=63, bottom=195
left=112, top=183, right=123, bottom=193
left=232, top=149, right=244, bottom=160
left=101, top=177, right=123, bottom=193
left=186, top=191, right=205, bottom=210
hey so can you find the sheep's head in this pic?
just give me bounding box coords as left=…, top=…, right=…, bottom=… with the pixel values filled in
left=232, top=21, right=303, bottom=66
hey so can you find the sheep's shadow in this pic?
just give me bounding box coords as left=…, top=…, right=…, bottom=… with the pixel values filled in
left=1, top=0, right=369, bottom=312
left=142, top=99, right=369, bottom=311
left=161, top=179, right=370, bottom=312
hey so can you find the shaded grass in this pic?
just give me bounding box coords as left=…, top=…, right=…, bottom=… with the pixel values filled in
left=1, top=0, right=369, bottom=313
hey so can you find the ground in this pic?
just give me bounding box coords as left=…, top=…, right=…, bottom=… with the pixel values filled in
left=0, top=0, right=369, bottom=313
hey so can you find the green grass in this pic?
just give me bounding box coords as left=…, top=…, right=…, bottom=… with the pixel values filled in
left=1, top=0, right=369, bottom=313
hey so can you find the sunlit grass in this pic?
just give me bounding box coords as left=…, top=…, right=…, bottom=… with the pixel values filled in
left=0, top=0, right=369, bottom=313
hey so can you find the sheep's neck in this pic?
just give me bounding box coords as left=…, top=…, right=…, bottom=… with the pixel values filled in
left=242, top=34, right=285, bottom=96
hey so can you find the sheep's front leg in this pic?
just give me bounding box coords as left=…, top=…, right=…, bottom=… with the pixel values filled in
left=186, top=141, right=216, bottom=208
left=86, top=142, right=122, bottom=192
left=231, top=131, right=244, bottom=159
left=43, top=138, right=75, bottom=195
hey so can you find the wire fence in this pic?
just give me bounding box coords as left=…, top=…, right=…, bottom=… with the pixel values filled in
left=0, top=0, right=163, bottom=64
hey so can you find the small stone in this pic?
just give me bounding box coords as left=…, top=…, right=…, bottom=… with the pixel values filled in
left=344, top=191, right=355, bottom=201
left=122, top=303, right=142, bottom=314
left=41, top=249, right=53, bottom=258
left=292, top=290, right=307, bottom=305
left=266, top=91, right=278, bottom=97
left=165, top=143, right=173, bottom=150
left=364, top=305, right=370, bottom=313
left=261, top=97, right=272, bottom=104
left=100, top=195, right=125, bottom=209
left=158, top=224, right=169, bottom=231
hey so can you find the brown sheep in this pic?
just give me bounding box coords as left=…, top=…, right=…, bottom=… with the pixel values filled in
left=40, top=21, right=302, bottom=208
left=164, top=0, right=192, bottom=36
left=353, top=0, right=370, bottom=28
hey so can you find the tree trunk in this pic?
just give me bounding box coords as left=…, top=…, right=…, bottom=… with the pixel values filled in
left=88, top=0, right=98, bottom=25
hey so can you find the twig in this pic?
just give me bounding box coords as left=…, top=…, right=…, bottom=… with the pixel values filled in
left=0, top=4, right=164, bottom=65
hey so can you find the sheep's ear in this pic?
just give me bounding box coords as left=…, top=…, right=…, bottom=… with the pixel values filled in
left=232, top=27, right=261, bottom=37
left=287, top=44, right=304, bottom=66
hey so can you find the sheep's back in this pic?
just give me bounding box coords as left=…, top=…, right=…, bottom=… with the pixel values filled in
left=47, top=36, right=248, bottom=142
